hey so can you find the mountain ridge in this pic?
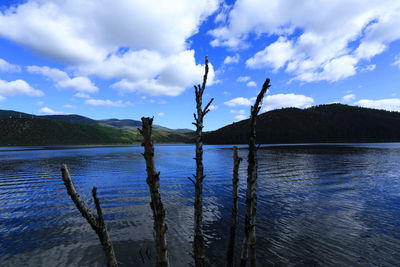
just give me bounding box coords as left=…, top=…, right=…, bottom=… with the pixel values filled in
left=0, top=109, right=193, bottom=133
left=3, top=104, right=400, bottom=146
left=203, top=103, right=400, bottom=144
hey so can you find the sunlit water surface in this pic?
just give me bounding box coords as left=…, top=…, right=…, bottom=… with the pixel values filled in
left=1, top=143, right=400, bottom=266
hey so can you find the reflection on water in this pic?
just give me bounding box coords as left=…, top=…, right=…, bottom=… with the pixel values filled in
left=1, top=143, right=400, bottom=266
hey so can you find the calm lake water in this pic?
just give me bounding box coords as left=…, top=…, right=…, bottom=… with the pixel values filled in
left=1, top=143, right=400, bottom=266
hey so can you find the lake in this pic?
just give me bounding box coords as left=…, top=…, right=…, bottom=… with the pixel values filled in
left=1, top=143, right=400, bottom=266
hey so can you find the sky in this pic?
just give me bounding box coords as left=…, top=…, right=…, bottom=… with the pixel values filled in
left=0, top=0, right=400, bottom=131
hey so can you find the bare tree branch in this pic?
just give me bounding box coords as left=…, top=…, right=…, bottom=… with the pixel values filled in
left=227, top=146, right=242, bottom=267
left=241, top=78, right=270, bottom=267
left=140, top=117, right=169, bottom=267
left=256, top=144, right=261, bottom=151
left=61, top=164, right=117, bottom=267
left=192, top=56, right=211, bottom=267
left=93, top=187, right=104, bottom=227
left=200, top=56, right=209, bottom=94
left=188, top=177, right=196, bottom=185
left=202, top=98, right=214, bottom=116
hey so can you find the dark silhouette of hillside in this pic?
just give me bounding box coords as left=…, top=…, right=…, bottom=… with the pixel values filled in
left=203, top=104, right=400, bottom=144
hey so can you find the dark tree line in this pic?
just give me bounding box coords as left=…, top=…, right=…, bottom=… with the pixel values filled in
left=60, top=56, right=270, bottom=266
left=203, top=103, right=400, bottom=145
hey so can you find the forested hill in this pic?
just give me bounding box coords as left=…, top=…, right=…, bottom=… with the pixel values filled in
left=203, top=104, right=400, bottom=144
left=0, top=110, right=193, bottom=133
left=0, top=118, right=192, bottom=146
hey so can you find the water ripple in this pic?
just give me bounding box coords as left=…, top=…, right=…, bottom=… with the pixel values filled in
left=1, top=144, right=400, bottom=266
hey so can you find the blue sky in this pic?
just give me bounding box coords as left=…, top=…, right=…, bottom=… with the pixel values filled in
left=1, top=0, right=400, bottom=130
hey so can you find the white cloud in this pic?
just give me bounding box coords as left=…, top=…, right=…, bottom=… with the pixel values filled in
left=39, top=107, right=63, bottom=115
left=0, top=79, right=43, bottom=98
left=0, top=58, right=21, bottom=72
left=223, top=91, right=231, bottom=95
left=230, top=109, right=245, bottom=114
left=342, top=94, right=356, bottom=103
left=224, top=53, right=239, bottom=64
left=361, top=64, right=376, bottom=72
left=74, top=92, right=90, bottom=98
left=262, top=94, right=314, bottom=112
left=354, top=98, right=400, bottom=111
left=393, top=54, right=400, bottom=68
left=208, top=105, right=218, bottom=110
left=234, top=114, right=247, bottom=121
left=214, top=3, right=231, bottom=24
left=211, top=0, right=400, bottom=82
left=246, top=37, right=295, bottom=71
left=157, top=112, right=165, bottom=116
left=63, top=104, right=76, bottom=108
left=27, top=65, right=98, bottom=93
left=246, top=81, right=257, bottom=87
left=106, top=50, right=215, bottom=96
left=0, top=95, right=4, bottom=101
left=224, top=97, right=252, bottom=107
left=315, top=55, right=358, bottom=82
left=57, top=77, right=98, bottom=93
left=85, top=98, right=132, bottom=107
left=0, top=0, right=219, bottom=96
left=237, top=76, right=251, bottom=82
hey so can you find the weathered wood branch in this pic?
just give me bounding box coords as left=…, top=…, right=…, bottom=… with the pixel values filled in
left=192, top=55, right=211, bottom=267
left=240, top=78, right=270, bottom=267
left=202, top=98, right=214, bottom=116
left=60, top=164, right=117, bottom=267
left=200, top=57, right=209, bottom=94
left=188, top=176, right=196, bottom=185
left=227, top=146, right=242, bottom=267
left=140, top=117, right=169, bottom=267
left=93, top=187, right=104, bottom=227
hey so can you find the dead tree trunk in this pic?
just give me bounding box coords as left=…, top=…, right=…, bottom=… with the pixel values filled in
left=189, top=55, right=213, bottom=267
left=227, top=146, right=242, bottom=267
left=61, top=164, right=118, bottom=267
left=140, top=117, right=169, bottom=267
left=240, top=78, right=270, bottom=267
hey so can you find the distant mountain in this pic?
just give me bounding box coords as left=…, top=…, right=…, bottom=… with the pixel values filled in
left=42, top=114, right=98, bottom=125
left=203, top=104, right=400, bottom=144
left=97, top=118, right=142, bottom=129
left=172, top=128, right=195, bottom=134
left=0, top=110, right=34, bottom=120
left=97, top=118, right=192, bottom=133
left=0, top=117, right=192, bottom=146
left=0, top=109, right=193, bottom=145
left=0, top=118, right=138, bottom=145
left=0, top=109, right=194, bottom=134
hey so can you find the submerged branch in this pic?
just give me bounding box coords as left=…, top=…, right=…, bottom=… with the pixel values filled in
left=140, top=117, right=169, bottom=267
left=61, top=164, right=117, bottom=267
left=227, top=146, right=242, bottom=267
left=241, top=78, right=270, bottom=267
left=192, top=55, right=211, bottom=267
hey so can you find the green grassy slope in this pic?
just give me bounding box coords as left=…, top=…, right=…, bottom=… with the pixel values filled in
left=0, top=110, right=193, bottom=134
left=0, top=118, right=192, bottom=146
